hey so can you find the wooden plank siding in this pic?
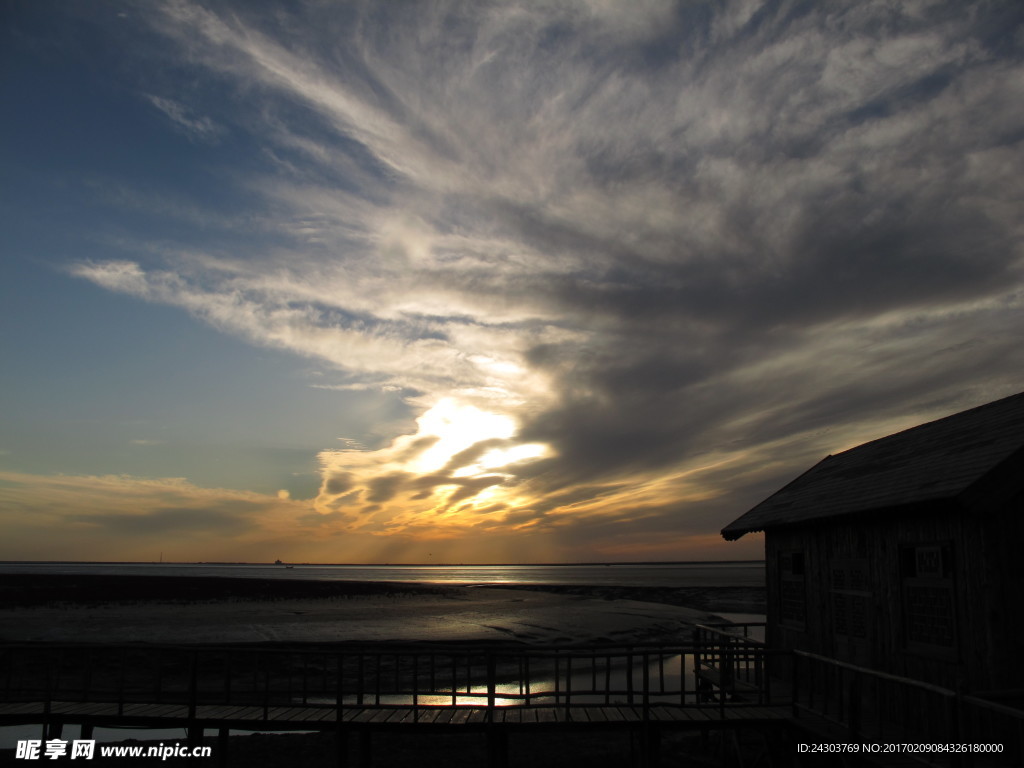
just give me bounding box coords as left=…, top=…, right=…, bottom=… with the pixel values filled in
left=763, top=498, right=1016, bottom=693
left=726, top=392, right=1024, bottom=703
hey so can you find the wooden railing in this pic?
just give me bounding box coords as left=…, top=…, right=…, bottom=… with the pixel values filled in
left=957, top=694, right=1024, bottom=768
left=693, top=622, right=771, bottom=708
left=0, top=641, right=781, bottom=722
left=791, top=651, right=1024, bottom=767
left=694, top=622, right=766, bottom=645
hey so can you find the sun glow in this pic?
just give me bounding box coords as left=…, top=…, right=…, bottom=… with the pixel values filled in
left=316, top=397, right=553, bottom=529
left=451, top=443, right=550, bottom=478
left=409, top=399, right=517, bottom=473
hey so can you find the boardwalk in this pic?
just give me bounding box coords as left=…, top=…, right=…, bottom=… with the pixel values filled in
left=4, top=634, right=1021, bottom=767
left=1, top=639, right=788, bottom=767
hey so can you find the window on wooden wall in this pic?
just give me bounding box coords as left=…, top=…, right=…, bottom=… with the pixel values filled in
left=900, top=543, right=955, bottom=653
left=831, top=559, right=870, bottom=639
left=779, top=551, right=806, bottom=629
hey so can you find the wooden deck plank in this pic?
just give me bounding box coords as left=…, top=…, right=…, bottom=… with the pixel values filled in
left=7, top=695, right=793, bottom=729
left=599, top=707, right=627, bottom=723
left=614, top=706, right=641, bottom=722
left=431, top=708, right=457, bottom=725
left=367, top=708, right=398, bottom=724
left=49, top=702, right=121, bottom=716
left=274, top=706, right=335, bottom=723
left=196, top=704, right=253, bottom=719
left=0, top=702, right=46, bottom=715
left=350, top=709, right=380, bottom=724
left=650, top=706, right=681, bottom=722
left=219, top=706, right=267, bottom=721
left=120, top=703, right=188, bottom=718
left=416, top=708, right=443, bottom=724
left=519, top=708, right=538, bottom=723
left=0, top=708, right=45, bottom=720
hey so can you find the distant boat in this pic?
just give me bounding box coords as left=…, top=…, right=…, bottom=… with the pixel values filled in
left=285, top=565, right=294, bottom=569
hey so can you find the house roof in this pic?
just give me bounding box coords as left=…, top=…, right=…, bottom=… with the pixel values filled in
left=721, top=391, right=1024, bottom=540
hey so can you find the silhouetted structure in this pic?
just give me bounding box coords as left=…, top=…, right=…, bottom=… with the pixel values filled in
left=723, top=391, right=1024, bottom=694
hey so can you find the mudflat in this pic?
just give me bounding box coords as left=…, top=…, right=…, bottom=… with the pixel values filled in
left=0, top=574, right=763, bottom=645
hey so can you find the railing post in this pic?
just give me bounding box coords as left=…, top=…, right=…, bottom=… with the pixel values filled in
left=117, top=648, right=127, bottom=716
left=188, top=649, right=198, bottom=721
left=626, top=647, right=634, bottom=705
left=224, top=651, right=231, bottom=705
left=262, top=652, right=270, bottom=721
left=357, top=653, right=365, bottom=707
left=848, top=672, right=861, bottom=739
left=791, top=652, right=800, bottom=717
left=524, top=654, right=531, bottom=707
left=947, top=690, right=962, bottom=768
left=642, top=652, right=650, bottom=721
left=718, top=648, right=726, bottom=719
left=565, top=654, right=572, bottom=717
left=450, top=653, right=456, bottom=706
left=487, top=651, right=496, bottom=712
left=413, top=652, right=419, bottom=721
left=335, top=652, right=344, bottom=723
left=83, top=647, right=94, bottom=704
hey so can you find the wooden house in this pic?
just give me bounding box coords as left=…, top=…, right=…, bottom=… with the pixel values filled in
left=721, top=391, right=1024, bottom=694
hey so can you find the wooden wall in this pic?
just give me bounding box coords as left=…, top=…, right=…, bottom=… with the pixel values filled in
left=764, top=499, right=1013, bottom=692
left=980, top=485, right=1024, bottom=693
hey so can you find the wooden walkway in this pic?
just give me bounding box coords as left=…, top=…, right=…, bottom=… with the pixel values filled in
left=5, top=637, right=1021, bottom=767
left=0, top=699, right=791, bottom=728
left=1, top=639, right=792, bottom=767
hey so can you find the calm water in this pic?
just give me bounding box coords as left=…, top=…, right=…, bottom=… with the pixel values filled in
left=0, top=561, right=764, bottom=588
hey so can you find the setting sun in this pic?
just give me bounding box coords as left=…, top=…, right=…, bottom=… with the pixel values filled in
left=410, top=400, right=518, bottom=473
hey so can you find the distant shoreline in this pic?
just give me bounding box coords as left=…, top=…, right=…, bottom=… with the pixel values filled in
left=0, top=559, right=766, bottom=567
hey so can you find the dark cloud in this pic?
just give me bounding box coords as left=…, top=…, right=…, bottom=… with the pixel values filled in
left=79, top=505, right=250, bottom=534
left=65, top=0, right=1024, bottom=553
left=365, top=472, right=411, bottom=503
left=325, top=472, right=355, bottom=494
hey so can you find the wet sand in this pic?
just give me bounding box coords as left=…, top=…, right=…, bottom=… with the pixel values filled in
left=0, top=575, right=763, bottom=645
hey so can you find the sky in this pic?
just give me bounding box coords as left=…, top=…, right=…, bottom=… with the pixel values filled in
left=1, top=0, right=1022, bottom=564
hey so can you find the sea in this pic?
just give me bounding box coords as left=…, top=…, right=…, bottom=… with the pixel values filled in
left=0, top=560, right=765, bottom=588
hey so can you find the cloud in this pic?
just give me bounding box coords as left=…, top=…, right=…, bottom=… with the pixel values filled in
left=144, top=94, right=225, bottom=142
left=65, top=0, right=1024, bottom=558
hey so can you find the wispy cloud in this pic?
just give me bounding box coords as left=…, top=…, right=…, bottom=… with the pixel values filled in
left=144, top=94, right=225, bottom=142
left=67, top=0, right=1024, bottom=558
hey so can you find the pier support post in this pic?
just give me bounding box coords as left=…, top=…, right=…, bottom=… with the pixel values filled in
left=639, top=725, right=660, bottom=768
left=217, top=728, right=229, bottom=767
left=357, top=730, right=372, bottom=768
left=486, top=728, right=509, bottom=768
left=334, top=727, right=349, bottom=768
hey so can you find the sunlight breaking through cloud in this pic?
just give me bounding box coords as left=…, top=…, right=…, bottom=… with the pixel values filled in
left=5, top=0, right=1021, bottom=562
